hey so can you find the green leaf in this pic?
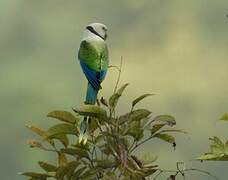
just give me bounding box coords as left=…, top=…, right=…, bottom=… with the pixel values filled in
left=154, top=133, right=175, bottom=144
left=150, top=123, right=166, bottom=135
left=47, top=110, right=79, bottom=124
left=109, top=83, right=129, bottom=108
left=213, top=155, right=228, bottom=161
left=197, top=136, right=228, bottom=161
left=66, top=163, right=79, bottom=179
left=153, top=115, right=176, bottom=126
left=142, top=152, right=158, bottom=164
left=197, top=153, right=228, bottom=161
left=52, top=134, right=69, bottom=147
left=26, top=125, right=54, bottom=145
left=95, top=134, right=105, bottom=144
left=125, top=121, right=144, bottom=141
left=61, top=147, right=90, bottom=159
left=100, top=144, right=113, bottom=155
left=95, top=159, right=118, bottom=169
left=26, top=125, right=46, bottom=137
left=98, top=133, right=118, bottom=156
left=89, top=117, right=100, bottom=132
left=46, top=123, right=78, bottom=138
left=119, top=136, right=130, bottom=149
left=26, top=139, right=42, bottom=148
left=38, top=161, right=57, bottom=172
left=209, top=136, right=224, bottom=154
left=56, top=161, right=79, bottom=179
left=27, top=125, right=70, bottom=147
left=73, top=104, right=107, bottom=120
left=210, top=137, right=224, bottom=150
left=225, top=140, right=228, bottom=154
left=58, top=152, right=67, bottom=167
left=159, top=129, right=187, bottom=134
left=80, top=168, right=101, bottom=179
left=141, top=167, right=158, bottom=177
left=20, top=172, right=53, bottom=178
left=72, top=143, right=90, bottom=151
left=132, top=93, right=155, bottom=108
left=100, top=97, right=109, bottom=107
left=72, top=166, right=87, bottom=179
left=126, top=156, right=141, bottom=171
left=220, top=113, right=228, bottom=121
left=102, top=171, right=118, bottom=180
left=119, top=109, right=151, bottom=125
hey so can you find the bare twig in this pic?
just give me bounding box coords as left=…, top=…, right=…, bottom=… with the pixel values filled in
left=108, top=56, right=123, bottom=118
left=111, top=56, right=123, bottom=94
left=184, top=168, right=219, bottom=180
left=153, top=164, right=219, bottom=180
left=129, top=135, right=154, bottom=153
left=128, top=140, right=136, bottom=153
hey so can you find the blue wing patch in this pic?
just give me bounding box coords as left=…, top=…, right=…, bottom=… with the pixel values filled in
left=79, top=60, right=107, bottom=91
left=99, top=70, right=107, bottom=82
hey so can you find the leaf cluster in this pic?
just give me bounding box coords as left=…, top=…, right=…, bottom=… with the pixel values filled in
left=197, top=113, right=228, bottom=161
left=22, top=84, right=184, bottom=180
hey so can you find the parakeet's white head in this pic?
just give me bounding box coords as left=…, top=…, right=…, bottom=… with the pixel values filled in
left=82, top=23, right=108, bottom=41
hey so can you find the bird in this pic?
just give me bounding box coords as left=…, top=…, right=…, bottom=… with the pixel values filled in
left=78, top=23, right=109, bottom=144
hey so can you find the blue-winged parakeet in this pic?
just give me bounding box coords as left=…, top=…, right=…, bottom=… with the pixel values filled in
left=78, top=23, right=109, bottom=144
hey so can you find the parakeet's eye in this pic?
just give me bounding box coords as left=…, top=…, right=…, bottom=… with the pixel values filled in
left=102, top=26, right=107, bottom=31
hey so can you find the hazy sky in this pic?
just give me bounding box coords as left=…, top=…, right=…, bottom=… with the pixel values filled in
left=1, top=1, right=228, bottom=179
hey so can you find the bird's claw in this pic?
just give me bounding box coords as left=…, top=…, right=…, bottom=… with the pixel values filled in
left=78, top=132, right=88, bottom=145
left=78, top=133, right=84, bottom=144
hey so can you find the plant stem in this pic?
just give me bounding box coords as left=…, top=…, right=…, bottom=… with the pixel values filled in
left=113, top=56, right=123, bottom=94
left=184, top=168, right=219, bottom=180
left=128, top=140, right=136, bottom=152
left=130, top=136, right=154, bottom=153
left=153, top=168, right=219, bottom=180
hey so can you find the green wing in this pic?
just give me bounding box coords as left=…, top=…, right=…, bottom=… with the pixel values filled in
left=78, top=40, right=109, bottom=72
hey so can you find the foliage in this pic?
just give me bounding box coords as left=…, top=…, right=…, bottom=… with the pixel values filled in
left=22, top=83, right=186, bottom=180
left=220, top=113, right=228, bottom=121
left=198, top=113, right=228, bottom=161
left=153, top=162, right=219, bottom=180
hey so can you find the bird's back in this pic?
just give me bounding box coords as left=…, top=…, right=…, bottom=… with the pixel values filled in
left=78, top=39, right=109, bottom=72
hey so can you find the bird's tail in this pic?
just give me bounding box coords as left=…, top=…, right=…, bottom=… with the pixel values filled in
left=85, top=82, right=98, bottom=104
left=79, top=117, right=92, bottom=144
left=79, top=117, right=88, bottom=144
left=79, top=83, right=98, bottom=144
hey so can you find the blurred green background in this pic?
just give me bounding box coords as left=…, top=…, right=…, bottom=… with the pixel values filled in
left=1, top=0, right=228, bottom=179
